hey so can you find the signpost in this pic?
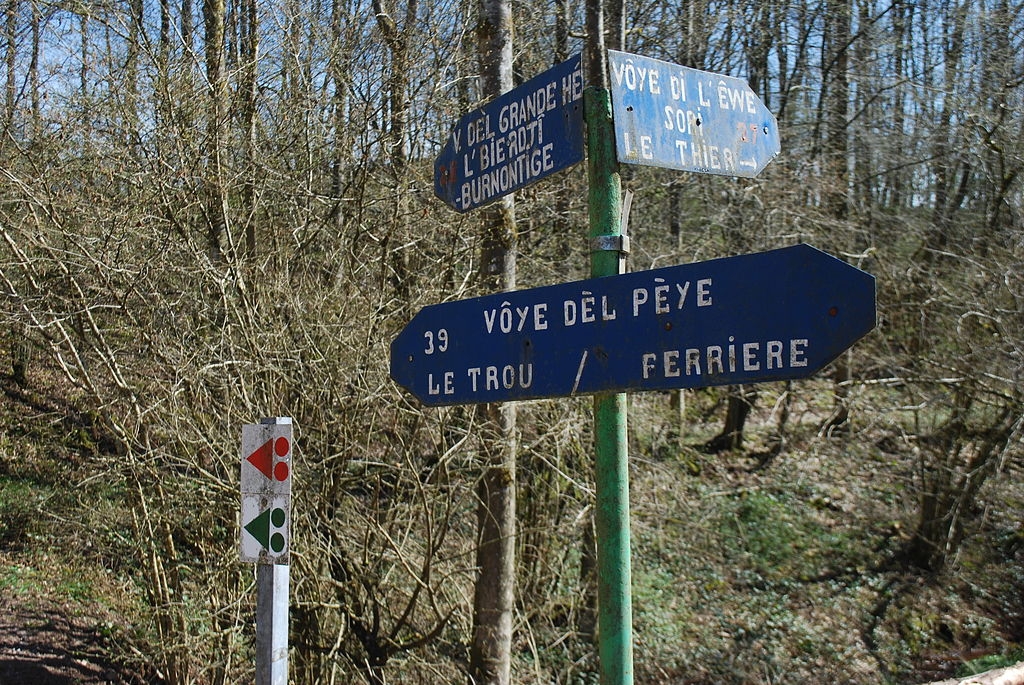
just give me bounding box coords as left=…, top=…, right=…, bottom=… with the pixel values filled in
left=241, top=420, right=292, bottom=564
left=240, top=417, right=292, bottom=685
left=390, top=244, right=875, bottom=406
left=584, top=73, right=634, bottom=684
left=433, top=53, right=585, bottom=212
left=607, top=50, right=780, bottom=177
left=408, top=41, right=873, bottom=685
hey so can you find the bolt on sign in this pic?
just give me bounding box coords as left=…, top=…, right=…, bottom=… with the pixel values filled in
left=240, top=418, right=292, bottom=564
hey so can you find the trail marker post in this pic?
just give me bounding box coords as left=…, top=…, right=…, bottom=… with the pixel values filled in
left=241, top=417, right=292, bottom=685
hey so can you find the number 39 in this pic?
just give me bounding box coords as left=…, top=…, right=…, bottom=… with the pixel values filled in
left=423, top=329, right=449, bottom=355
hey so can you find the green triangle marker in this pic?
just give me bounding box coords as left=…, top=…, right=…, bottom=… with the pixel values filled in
left=244, top=508, right=272, bottom=548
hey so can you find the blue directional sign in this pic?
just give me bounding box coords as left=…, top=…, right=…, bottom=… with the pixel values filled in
left=390, top=245, right=875, bottom=406
left=434, top=53, right=585, bottom=213
left=608, top=50, right=780, bottom=177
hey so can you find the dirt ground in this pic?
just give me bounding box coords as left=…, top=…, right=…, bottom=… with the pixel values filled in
left=0, top=596, right=138, bottom=685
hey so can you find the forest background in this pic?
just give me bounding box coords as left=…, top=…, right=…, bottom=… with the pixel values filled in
left=0, top=0, right=1023, bottom=682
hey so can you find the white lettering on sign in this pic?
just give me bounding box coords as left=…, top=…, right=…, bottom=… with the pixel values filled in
left=611, top=56, right=662, bottom=94
left=423, top=329, right=449, bottom=354
left=466, top=114, right=492, bottom=146
left=428, top=371, right=455, bottom=396
left=674, top=139, right=736, bottom=172
left=613, top=59, right=756, bottom=119
left=717, top=80, right=758, bottom=113
left=498, top=84, right=557, bottom=132
left=662, top=106, right=701, bottom=134
left=563, top=292, right=617, bottom=327
left=408, top=268, right=828, bottom=400
left=640, top=338, right=809, bottom=379
left=698, top=81, right=712, bottom=107
left=467, top=364, right=534, bottom=392
left=609, top=51, right=774, bottom=175
left=449, top=58, right=584, bottom=211
left=478, top=279, right=716, bottom=335
left=631, top=278, right=712, bottom=316
left=561, top=67, right=584, bottom=105
left=483, top=301, right=549, bottom=334
left=622, top=132, right=655, bottom=160
left=460, top=142, right=555, bottom=209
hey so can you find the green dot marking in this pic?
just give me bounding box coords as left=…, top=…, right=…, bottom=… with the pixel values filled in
left=271, top=507, right=286, bottom=527
left=271, top=533, right=285, bottom=553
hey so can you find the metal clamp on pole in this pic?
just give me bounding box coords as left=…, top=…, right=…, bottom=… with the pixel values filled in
left=590, top=234, right=631, bottom=254
left=590, top=189, right=633, bottom=275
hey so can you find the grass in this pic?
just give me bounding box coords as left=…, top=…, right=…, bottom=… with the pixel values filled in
left=0, top=476, right=49, bottom=549
left=0, top=555, right=106, bottom=603
left=956, top=648, right=1024, bottom=677
left=620, top=382, right=1024, bottom=684
left=1, top=364, right=1022, bottom=684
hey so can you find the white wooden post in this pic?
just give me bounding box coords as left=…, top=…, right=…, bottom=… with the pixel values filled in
left=256, top=562, right=289, bottom=685
left=241, top=416, right=292, bottom=685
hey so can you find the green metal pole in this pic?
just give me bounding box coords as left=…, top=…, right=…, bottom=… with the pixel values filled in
left=585, top=84, right=634, bottom=685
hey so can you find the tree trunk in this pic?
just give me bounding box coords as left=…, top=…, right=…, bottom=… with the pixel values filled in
left=203, top=0, right=227, bottom=265
left=469, top=1, right=516, bottom=682
left=705, top=386, right=757, bottom=453
left=470, top=402, right=516, bottom=684
left=821, top=0, right=853, bottom=430
left=238, top=0, right=259, bottom=260
left=5, top=0, right=28, bottom=386
left=125, top=0, right=143, bottom=135
left=372, top=0, right=418, bottom=311
left=820, top=353, right=851, bottom=435
left=4, top=0, right=16, bottom=134
left=904, top=396, right=1018, bottom=572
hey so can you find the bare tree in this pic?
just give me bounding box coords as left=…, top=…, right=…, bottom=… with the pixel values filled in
left=3, top=0, right=1024, bottom=681
left=203, top=0, right=228, bottom=264
left=469, top=0, right=516, bottom=680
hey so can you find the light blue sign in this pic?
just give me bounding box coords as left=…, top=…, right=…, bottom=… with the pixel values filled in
left=608, top=50, right=780, bottom=177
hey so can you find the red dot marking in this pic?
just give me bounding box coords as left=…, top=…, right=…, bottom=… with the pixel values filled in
left=274, top=462, right=290, bottom=481
left=829, top=306, right=839, bottom=317
left=275, top=437, right=289, bottom=457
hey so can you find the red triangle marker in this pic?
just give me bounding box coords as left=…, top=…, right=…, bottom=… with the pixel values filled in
left=245, top=439, right=275, bottom=480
